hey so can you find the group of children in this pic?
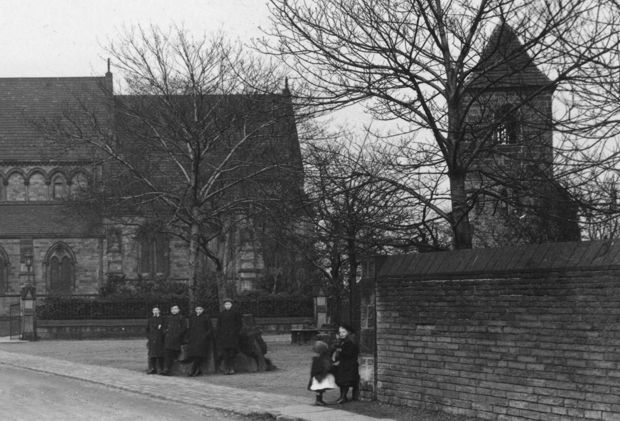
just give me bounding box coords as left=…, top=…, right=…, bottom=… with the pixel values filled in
left=148, top=303, right=361, bottom=405
left=146, top=298, right=242, bottom=376
left=308, top=323, right=360, bottom=406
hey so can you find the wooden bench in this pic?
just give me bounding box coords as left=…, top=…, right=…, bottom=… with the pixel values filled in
left=290, top=328, right=320, bottom=344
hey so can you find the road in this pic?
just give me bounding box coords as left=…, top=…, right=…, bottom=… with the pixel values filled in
left=0, top=365, right=250, bottom=421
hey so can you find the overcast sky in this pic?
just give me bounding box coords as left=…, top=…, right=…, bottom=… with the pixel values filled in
left=0, top=0, right=271, bottom=77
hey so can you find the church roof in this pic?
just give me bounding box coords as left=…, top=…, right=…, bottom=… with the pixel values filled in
left=0, top=203, right=102, bottom=237
left=0, top=77, right=110, bottom=162
left=112, top=93, right=304, bottom=198
left=467, top=22, right=552, bottom=90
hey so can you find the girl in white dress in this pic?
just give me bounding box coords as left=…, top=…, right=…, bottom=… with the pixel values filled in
left=307, top=340, right=336, bottom=405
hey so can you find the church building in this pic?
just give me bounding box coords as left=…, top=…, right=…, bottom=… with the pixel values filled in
left=0, top=72, right=305, bottom=313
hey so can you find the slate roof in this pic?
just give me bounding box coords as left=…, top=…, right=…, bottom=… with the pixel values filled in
left=0, top=203, right=102, bottom=237
left=112, top=92, right=304, bottom=196
left=376, top=240, right=620, bottom=279
left=0, top=76, right=110, bottom=162
left=467, top=22, right=552, bottom=90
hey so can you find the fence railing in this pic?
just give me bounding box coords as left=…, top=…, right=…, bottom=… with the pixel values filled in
left=36, top=294, right=314, bottom=320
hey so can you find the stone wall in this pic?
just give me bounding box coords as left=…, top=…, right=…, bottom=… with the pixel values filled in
left=0, top=237, right=103, bottom=295
left=366, top=240, right=620, bottom=420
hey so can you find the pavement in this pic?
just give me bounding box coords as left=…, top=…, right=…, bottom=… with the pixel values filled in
left=0, top=342, right=392, bottom=421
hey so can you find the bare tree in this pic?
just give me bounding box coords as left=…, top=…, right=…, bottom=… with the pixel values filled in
left=263, top=0, right=620, bottom=249
left=277, top=132, right=447, bottom=327
left=39, top=27, right=301, bottom=304
left=578, top=174, right=620, bottom=240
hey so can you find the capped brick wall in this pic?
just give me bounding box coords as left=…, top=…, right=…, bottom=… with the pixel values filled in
left=372, top=240, right=620, bottom=420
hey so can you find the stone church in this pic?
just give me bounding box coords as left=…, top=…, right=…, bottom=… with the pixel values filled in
left=463, top=22, right=580, bottom=247
left=0, top=72, right=305, bottom=310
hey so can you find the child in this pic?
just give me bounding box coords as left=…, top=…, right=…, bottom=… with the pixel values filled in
left=308, top=340, right=336, bottom=406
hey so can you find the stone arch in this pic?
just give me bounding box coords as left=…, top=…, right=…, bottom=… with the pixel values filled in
left=49, top=170, right=69, bottom=200
left=0, top=246, right=9, bottom=293
left=6, top=168, right=26, bottom=179
left=6, top=169, right=26, bottom=201
left=27, top=169, right=48, bottom=201
left=44, top=242, right=76, bottom=294
left=0, top=172, right=5, bottom=201
left=68, top=168, right=91, bottom=183
left=47, top=168, right=69, bottom=184
left=25, top=167, right=48, bottom=181
left=69, top=170, right=90, bottom=197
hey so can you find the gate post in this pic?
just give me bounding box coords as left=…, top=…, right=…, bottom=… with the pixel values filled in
left=20, top=285, right=37, bottom=341
left=313, top=287, right=328, bottom=328
left=358, top=256, right=385, bottom=401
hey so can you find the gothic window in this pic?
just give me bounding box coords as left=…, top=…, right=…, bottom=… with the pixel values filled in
left=137, top=231, right=169, bottom=278
left=28, top=172, right=47, bottom=201
left=494, top=104, right=520, bottom=145
left=7, top=173, right=26, bottom=201
left=51, top=174, right=68, bottom=200
left=0, top=246, right=8, bottom=293
left=70, top=172, right=89, bottom=198
left=46, top=243, right=75, bottom=294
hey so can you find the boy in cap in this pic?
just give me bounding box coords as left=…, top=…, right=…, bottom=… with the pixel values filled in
left=216, top=298, right=242, bottom=374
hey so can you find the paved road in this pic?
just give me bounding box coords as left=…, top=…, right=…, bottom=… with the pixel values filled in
left=0, top=365, right=249, bottom=421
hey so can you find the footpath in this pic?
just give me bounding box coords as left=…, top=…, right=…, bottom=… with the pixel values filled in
left=0, top=346, right=392, bottom=421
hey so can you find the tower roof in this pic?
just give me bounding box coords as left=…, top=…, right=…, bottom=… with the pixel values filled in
left=467, top=22, right=552, bottom=90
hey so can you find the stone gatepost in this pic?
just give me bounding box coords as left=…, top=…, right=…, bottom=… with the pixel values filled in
left=357, top=256, right=384, bottom=400
left=20, top=285, right=37, bottom=341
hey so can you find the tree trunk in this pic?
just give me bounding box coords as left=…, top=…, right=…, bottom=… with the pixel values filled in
left=188, top=208, right=201, bottom=308
left=347, top=242, right=360, bottom=333
left=449, top=169, right=473, bottom=249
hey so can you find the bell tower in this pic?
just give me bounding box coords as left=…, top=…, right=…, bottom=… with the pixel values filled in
left=463, top=22, right=579, bottom=247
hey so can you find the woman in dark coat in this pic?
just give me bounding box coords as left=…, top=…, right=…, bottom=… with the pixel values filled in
left=146, top=306, right=165, bottom=374
left=186, top=305, right=213, bottom=376
left=332, top=324, right=360, bottom=403
left=161, top=304, right=187, bottom=375
left=216, top=298, right=243, bottom=374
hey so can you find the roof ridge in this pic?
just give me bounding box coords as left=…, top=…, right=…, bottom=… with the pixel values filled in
left=0, top=76, right=107, bottom=81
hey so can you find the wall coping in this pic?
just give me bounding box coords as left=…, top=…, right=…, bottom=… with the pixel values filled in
left=374, top=239, right=620, bottom=279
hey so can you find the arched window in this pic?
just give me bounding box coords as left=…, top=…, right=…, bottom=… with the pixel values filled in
left=51, top=174, right=68, bottom=200
left=70, top=172, right=89, bottom=198
left=494, top=104, right=520, bottom=145
left=0, top=177, right=5, bottom=201
left=7, top=173, right=26, bottom=201
left=28, top=172, right=47, bottom=201
left=137, top=230, right=169, bottom=278
left=45, top=243, right=75, bottom=294
left=0, top=246, right=9, bottom=293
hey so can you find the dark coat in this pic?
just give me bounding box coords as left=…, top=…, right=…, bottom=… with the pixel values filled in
left=146, top=315, right=165, bottom=357
left=333, top=337, right=360, bottom=387
left=307, top=352, right=333, bottom=390
left=216, top=308, right=243, bottom=351
left=164, top=313, right=187, bottom=351
left=186, top=312, right=213, bottom=358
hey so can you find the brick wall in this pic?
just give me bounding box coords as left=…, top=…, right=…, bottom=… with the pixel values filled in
left=368, top=240, right=620, bottom=420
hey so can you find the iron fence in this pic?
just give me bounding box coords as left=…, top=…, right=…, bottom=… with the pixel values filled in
left=36, top=294, right=313, bottom=320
